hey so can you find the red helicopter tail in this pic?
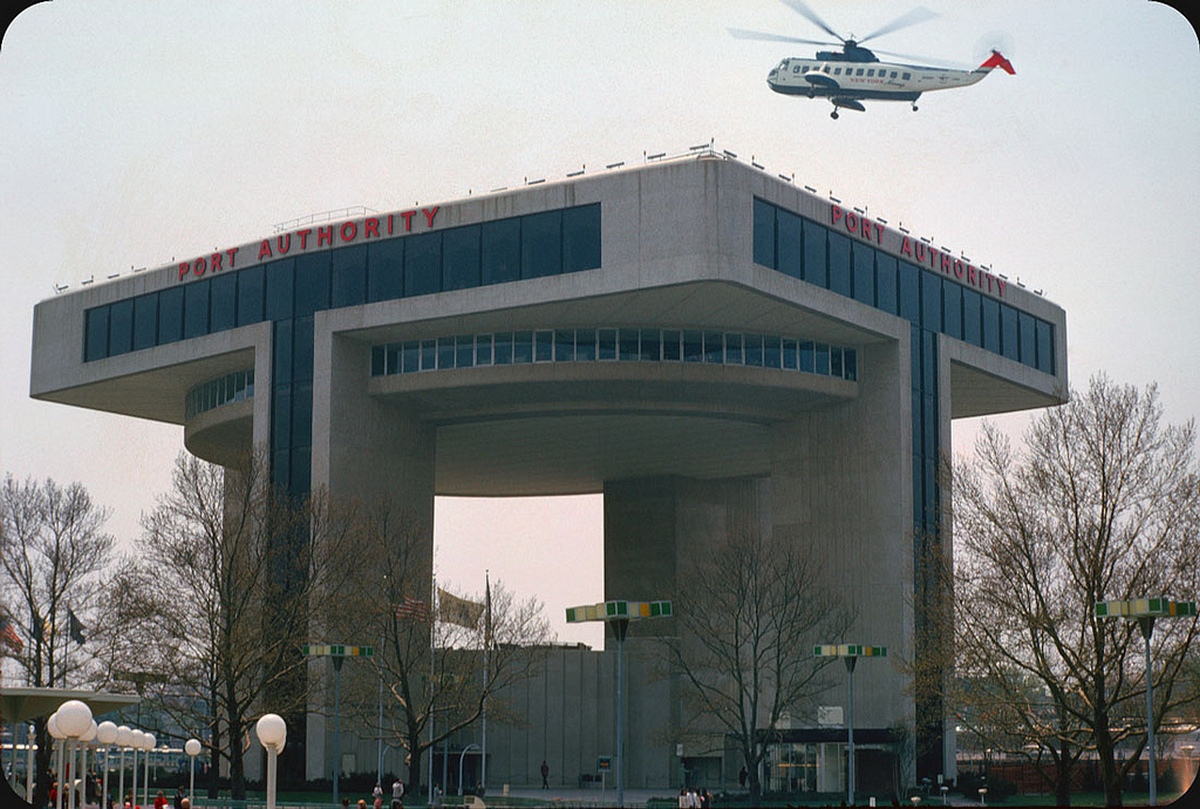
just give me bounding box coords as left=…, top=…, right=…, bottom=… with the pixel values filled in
left=979, top=50, right=1015, bottom=75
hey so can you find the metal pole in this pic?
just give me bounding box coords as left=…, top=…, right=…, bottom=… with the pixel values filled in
left=614, top=618, right=629, bottom=809
left=333, top=656, right=343, bottom=807
left=845, top=657, right=857, bottom=807
left=265, top=747, right=278, bottom=809
left=1140, top=618, right=1157, bottom=806
left=26, top=725, right=35, bottom=804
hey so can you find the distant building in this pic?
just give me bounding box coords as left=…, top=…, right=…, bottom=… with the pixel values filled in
left=31, top=149, right=1067, bottom=792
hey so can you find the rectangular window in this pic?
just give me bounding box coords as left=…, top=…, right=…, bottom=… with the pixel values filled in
left=597, top=328, right=617, bottom=360
left=437, top=337, right=456, bottom=369
left=385, top=344, right=401, bottom=375
left=443, top=225, right=482, bottom=291
left=293, top=253, right=330, bottom=318
left=1018, top=311, right=1036, bottom=367
left=184, top=279, right=210, bottom=339
left=782, top=337, right=798, bottom=370
left=509, top=330, right=531, bottom=363
left=265, top=259, right=295, bottom=320
left=402, top=340, right=420, bottom=373
left=367, top=239, right=404, bottom=302
left=844, top=349, right=858, bottom=381
left=405, top=232, right=442, bottom=297
left=942, top=280, right=962, bottom=340
left=852, top=243, right=875, bottom=305
left=682, top=330, right=703, bottom=363
left=827, top=232, right=851, bottom=297
left=777, top=208, right=802, bottom=278
left=921, top=270, right=942, bottom=333
left=814, top=343, right=830, bottom=375
left=802, top=219, right=827, bottom=287
left=420, top=338, right=437, bottom=371
left=962, top=288, right=982, bottom=346
left=158, top=286, right=184, bottom=345
left=563, top=204, right=601, bottom=272
left=84, top=306, right=109, bottom=361
left=555, top=329, right=576, bottom=362
left=753, top=197, right=776, bottom=268
left=481, top=218, right=521, bottom=285
left=982, top=297, right=1000, bottom=354
left=210, top=273, right=237, bottom=333
left=1036, top=320, right=1053, bottom=374
left=237, top=265, right=265, bottom=326
left=618, top=328, right=639, bottom=361
left=132, top=293, right=158, bottom=351
left=898, top=261, right=920, bottom=324
left=521, top=210, right=562, bottom=279
left=372, top=346, right=386, bottom=376
left=763, top=334, right=781, bottom=368
left=639, top=328, right=661, bottom=361
left=1000, top=304, right=1019, bottom=360
left=876, top=254, right=898, bottom=314
left=744, top=333, right=763, bottom=367
left=704, top=331, right=724, bottom=364
left=576, top=328, right=596, bottom=361
left=331, top=244, right=368, bottom=309
left=475, top=334, right=494, bottom=366
left=662, top=329, right=681, bottom=361
left=830, top=346, right=842, bottom=377
left=534, top=330, right=554, bottom=362
left=799, top=340, right=815, bottom=372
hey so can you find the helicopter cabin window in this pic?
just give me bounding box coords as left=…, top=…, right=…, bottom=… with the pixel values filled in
left=902, top=72, right=912, bottom=80
left=855, top=68, right=864, bottom=76
left=822, top=65, right=830, bottom=73
left=867, top=69, right=875, bottom=76
left=890, top=71, right=898, bottom=78
left=833, top=68, right=842, bottom=75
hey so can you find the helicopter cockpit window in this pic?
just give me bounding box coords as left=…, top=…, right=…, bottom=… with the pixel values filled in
left=793, top=65, right=801, bottom=73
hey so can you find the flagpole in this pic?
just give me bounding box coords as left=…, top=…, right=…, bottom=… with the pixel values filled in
left=481, top=572, right=490, bottom=792
left=427, top=575, right=436, bottom=805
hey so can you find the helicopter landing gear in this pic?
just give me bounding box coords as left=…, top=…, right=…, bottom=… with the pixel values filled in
left=831, top=110, right=839, bottom=120
left=911, top=102, right=919, bottom=112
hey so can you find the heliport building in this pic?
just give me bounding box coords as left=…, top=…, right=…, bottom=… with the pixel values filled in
left=30, top=148, right=1067, bottom=792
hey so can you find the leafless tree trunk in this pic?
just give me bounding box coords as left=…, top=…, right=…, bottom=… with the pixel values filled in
left=0, top=474, right=114, bottom=808
left=952, top=375, right=1200, bottom=807
left=665, top=529, right=851, bottom=803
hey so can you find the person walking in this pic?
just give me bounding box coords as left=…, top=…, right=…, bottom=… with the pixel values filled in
left=540, top=760, right=549, bottom=789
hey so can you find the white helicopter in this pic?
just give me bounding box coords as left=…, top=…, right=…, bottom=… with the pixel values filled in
left=730, top=0, right=1014, bottom=118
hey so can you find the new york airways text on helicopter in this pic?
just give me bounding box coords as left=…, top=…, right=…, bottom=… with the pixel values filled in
left=730, top=0, right=1014, bottom=118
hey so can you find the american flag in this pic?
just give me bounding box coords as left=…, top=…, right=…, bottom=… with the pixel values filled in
left=0, top=615, right=23, bottom=654
left=394, top=596, right=430, bottom=623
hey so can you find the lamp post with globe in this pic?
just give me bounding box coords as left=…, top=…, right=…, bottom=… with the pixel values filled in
left=185, top=739, right=202, bottom=805
left=97, top=721, right=118, bottom=809
left=55, top=700, right=93, bottom=809
left=116, top=726, right=133, bottom=809
left=140, top=732, right=156, bottom=809
left=255, top=715, right=287, bottom=809
left=47, top=712, right=66, bottom=809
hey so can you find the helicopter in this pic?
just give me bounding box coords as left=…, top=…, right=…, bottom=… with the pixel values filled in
left=729, top=0, right=1014, bottom=118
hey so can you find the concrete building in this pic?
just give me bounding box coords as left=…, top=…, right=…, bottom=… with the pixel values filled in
left=30, top=148, right=1067, bottom=795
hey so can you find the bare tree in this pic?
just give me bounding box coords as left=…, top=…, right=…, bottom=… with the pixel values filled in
left=329, top=499, right=552, bottom=796
left=952, top=376, right=1200, bottom=807
left=126, top=450, right=363, bottom=798
left=665, top=529, right=851, bottom=802
left=0, top=474, right=115, bottom=808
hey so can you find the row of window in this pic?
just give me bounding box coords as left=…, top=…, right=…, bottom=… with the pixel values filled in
left=789, top=62, right=912, bottom=80
left=371, top=328, right=859, bottom=381
left=752, top=198, right=1055, bottom=375
left=185, top=368, right=255, bottom=420
left=83, top=204, right=602, bottom=363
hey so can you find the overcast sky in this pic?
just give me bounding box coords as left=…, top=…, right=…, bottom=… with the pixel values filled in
left=2, top=0, right=1197, bottom=650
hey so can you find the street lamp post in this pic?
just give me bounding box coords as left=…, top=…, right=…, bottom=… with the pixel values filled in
left=47, top=713, right=65, bottom=809
left=141, top=732, right=156, bottom=809
left=566, top=599, right=673, bottom=808
left=1096, top=597, right=1197, bottom=807
left=458, top=743, right=480, bottom=795
left=56, top=700, right=93, bottom=809
left=256, top=714, right=287, bottom=809
left=302, top=643, right=374, bottom=807
left=116, top=726, right=133, bottom=809
left=97, top=721, right=118, bottom=809
left=185, top=739, right=202, bottom=806
left=814, top=644, right=888, bottom=807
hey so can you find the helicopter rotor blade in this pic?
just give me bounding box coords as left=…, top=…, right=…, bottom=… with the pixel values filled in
left=869, top=48, right=970, bottom=69
left=777, top=0, right=845, bottom=43
left=727, top=27, right=840, bottom=48
left=858, top=6, right=939, bottom=44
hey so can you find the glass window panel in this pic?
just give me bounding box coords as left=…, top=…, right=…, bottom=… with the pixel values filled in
left=777, top=209, right=802, bottom=278
left=237, top=265, right=265, bottom=326
left=814, top=343, right=830, bottom=375
left=438, top=337, right=456, bottom=369
left=402, top=340, right=420, bottom=373
left=962, top=288, right=982, bottom=346
left=782, top=337, right=798, bottom=370
left=640, top=329, right=660, bottom=361
left=476, top=334, right=494, bottom=366
left=982, top=297, right=1000, bottom=353
left=272, top=320, right=293, bottom=386
left=513, top=330, right=533, bottom=363
left=898, top=261, right=920, bottom=324
left=133, top=293, right=158, bottom=351
left=210, top=273, right=237, bottom=332
left=744, top=333, right=763, bottom=367
left=265, top=259, right=295, bottom=320
left=844, top=348, right=857, bottom=381
left=555, top=329, right=575, bottom=362
left=764, top=335, right=781, bottom=369
left=385, top=344, right=402, bottom=375
left=704, top=331, right=724, bottom=364
left=827, top=232, right=851, bottom=297
left=942, top=280, right=962, bottom=340
left=293, top=253, right=330, bottom=317
left=753, top=197, right=776, bottom=268
left=921, top=270, right=942, bottom=333
left=575, top=329, right=596, bottom=361
left=802, top=219, right=827, bottom=287
left=725, top=333, right=744, bottom=365
left=1000, top=303, right=1019, bottom=360
left=534, top=330, right=554, bottom=362
left=367, top=239, right=404, bottom=302
left=563, top=204, right=601, bottom=272
left=799, top=341, right=815, bottom=372
left=830, top=346, right=843, bottom=377
left=443, top=225, right=481, bottom=291
left=618, top=328, right=639, bottom=361
left=158, top=286, right=184, bottom=344
left=597, top=328, right=616, bottom=360
left=107, top=299, right=133, bottom=356
left=331, top=244, right=368, bottom=309
left=184, top=279, right=210, bottom=339
left=492, top=331, right=513, bottom=364
left=405, top=232, right=442, bottom=297
left=84, top=306, right=109, bottom=361
left=1036, top=320, right=1053, bottom=374
left=682, top=330, right=703, bottom=363
left=876, top=254, right=898, bottom=314
left=371, top=345, right=386, bottom=376
left=1018, top=311, right=1036, bottom=367
left=292, top=316, right=314, bottom=382
left=521, top=210, right=562, bottom=279
left=481, top=218, right=521, bottom=285
left=420, top=338, right=437, bottom=370
left=662, top=329, right=682, bottom=361
left=852, top=244, right=875, bottom=305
